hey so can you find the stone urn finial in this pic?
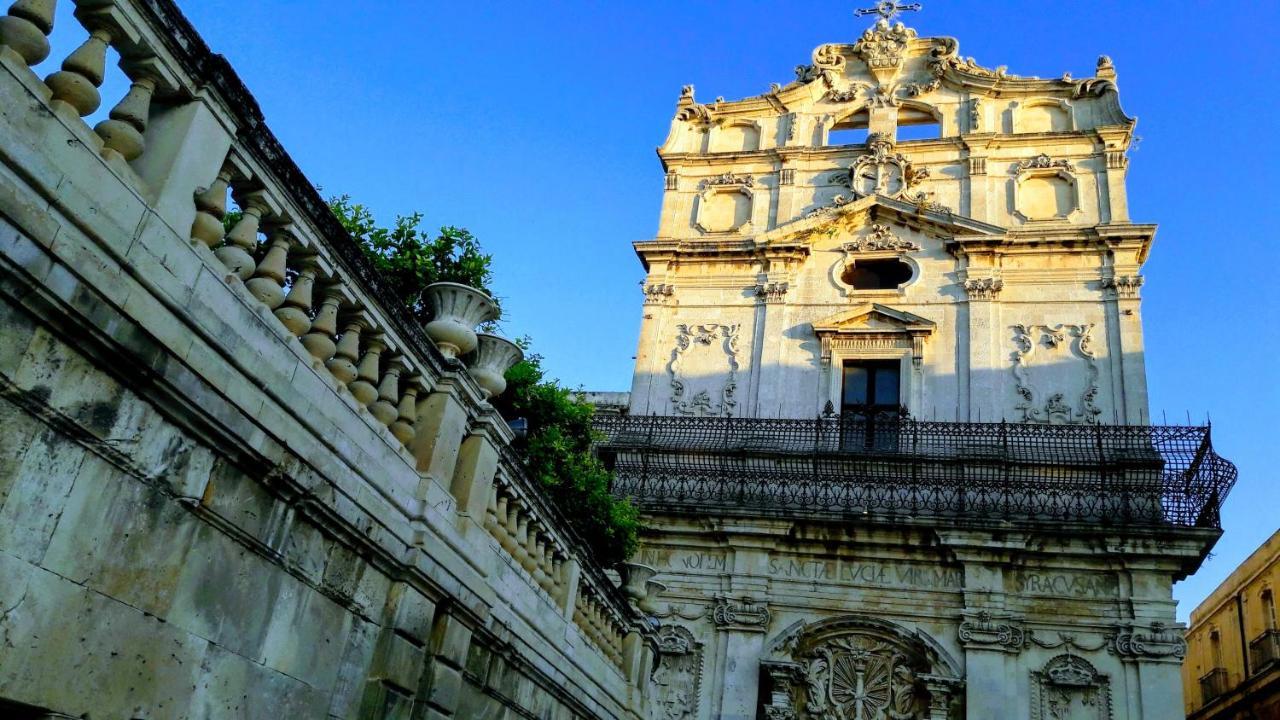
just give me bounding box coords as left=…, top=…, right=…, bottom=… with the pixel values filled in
left=422, top=282, right=498, bottom=359
left=466, top=333, right=524, bottom=399
left=620, top=562, right=658, bottom=604
left=639, top=579, right=666, bottom=615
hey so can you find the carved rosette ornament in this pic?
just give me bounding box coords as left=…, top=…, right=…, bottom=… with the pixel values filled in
left=1108, top=622, right=1187, bottom=661
left=1011, top=324, right=1103, bottom=424
left=832, top=134, right=930, bottom=200
left=651, top=625, right=704, bottom=720
left=712, top=596, right=771, bottom=632
left=957, top=611, right=1025, bottom=653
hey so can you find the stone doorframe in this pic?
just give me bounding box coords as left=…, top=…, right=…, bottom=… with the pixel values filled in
left=757, top=616, right=964, bottom=719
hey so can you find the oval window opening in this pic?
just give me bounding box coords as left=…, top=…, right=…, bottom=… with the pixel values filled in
left=842, top=258, right=913, bottom=290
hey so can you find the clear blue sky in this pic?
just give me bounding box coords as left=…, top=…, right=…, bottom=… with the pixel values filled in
left=51, top=1, right=1278, bottom=619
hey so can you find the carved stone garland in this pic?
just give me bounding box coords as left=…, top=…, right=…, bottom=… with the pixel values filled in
left=668, top=324, right=740, bottom=417
left=1029, top=655, right=1113, bottom=720
left=1011, top=324, right=1103, bottom=425
left=652, top=625, right=704, bottom=720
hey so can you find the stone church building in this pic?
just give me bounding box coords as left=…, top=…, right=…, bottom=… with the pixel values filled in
left=595, top=5, right=1239, bottom=720
left=0, top=1, right=1238, bottom=719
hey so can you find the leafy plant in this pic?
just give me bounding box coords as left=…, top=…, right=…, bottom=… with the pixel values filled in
left=493, top=346, right=639, bottom=565
left=322, top=198, right=638, bottom=566
left=329, top=195, right=495, bottom=325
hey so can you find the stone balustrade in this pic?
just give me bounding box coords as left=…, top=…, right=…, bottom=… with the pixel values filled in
left=0, top=1, right=654, bottom=717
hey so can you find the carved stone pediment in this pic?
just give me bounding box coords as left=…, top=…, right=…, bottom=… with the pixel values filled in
left=812, top=304, right=934, bottom=364
left=757, top=194, right=1004, bottom=253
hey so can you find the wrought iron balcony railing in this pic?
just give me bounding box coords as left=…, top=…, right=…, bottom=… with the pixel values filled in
left=593, top=414, right=1236, bottom=529
left=1199, top=667, right=1230, bottom=704
left=1250, top=629, right=1280, bottom=673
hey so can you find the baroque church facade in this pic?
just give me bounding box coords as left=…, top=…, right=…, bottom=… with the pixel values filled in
left=595, top=5, right=1237, bottom=720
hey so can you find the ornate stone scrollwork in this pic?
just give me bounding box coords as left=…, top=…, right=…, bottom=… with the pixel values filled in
left=701, top=172, right=755, bottom=189
left=1030, top=655, right=1113, bottom=720
left=669, top=324, right=740, bottom=417
left=1017, top=154, right=1074, bottom=172
left=1011, top=324, right=1103, bottom=425
left=831, top=134, right=929, bottom=200
left=712, top=596, right=771, bottom=632
left=842, top=223, right=920, bottom=253
left=957, top=611, right=1025, bottom=652
left=1108, top=622, right=1187, bottom=661
left=652, top=625, right=704, bottom=720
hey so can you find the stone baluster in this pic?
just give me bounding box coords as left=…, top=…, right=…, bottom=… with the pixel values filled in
left=95, top=71, right=157, bottom=162
left=514, top=512, right=533, bottom=570
left=500, top=499, right=521, bottom=557
left=217, top=192, right=267, bottom=279
left=190, top=165, right=232, bottom=250
left=44, top=24, right=111, bottom=117
left=244, top=228, right=291, bottom=309
left=302, top=283, right=342, bottom=364
left=390, top=377, right=420, bottom=446
left=326, top=318, right=363, bottom=387
left=274, top=261, right=315, bottom=337
left=486, top=489, right=506, bottom=535
left=370, top=357, right=403, bottom=427
left=0, top=0, right=56, bottom=67
left=349, top=334, right=385, bottom=408
left=534, top=540, right=553, bottom=592
left=526, top=528, right=546, bottom=582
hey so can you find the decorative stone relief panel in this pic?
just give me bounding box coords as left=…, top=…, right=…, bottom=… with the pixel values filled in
left=695, top=175, right=754, bottom=233
left=831, top=134, right=930, bottom=200
left=668, top=324, right=740, bottom=417
left=762, top=617, right=963, bottom=720
left=652, top=625, right=704, bottom=720
left=1029, top=655, right=1112, bottom=720
left=1012, top=156, right=1080, bottom=222
left=712, top=596, right=771, bottom=632
left=1011, top=324, right=1102, bottom=424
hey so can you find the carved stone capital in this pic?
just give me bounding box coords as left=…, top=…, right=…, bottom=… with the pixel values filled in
left=963, top=276, right=1003, bottom=301
left=1108, top=622, right=1187, bottom=662
left=1101, top=274, right=1143, bottom=299
left=958, top=610, right=1025, bottom=652
left=644, top=283, right=675, bottom=305
left=712, top=596, right=771, bottom=632
left=755, top=282, right=790, bottom=304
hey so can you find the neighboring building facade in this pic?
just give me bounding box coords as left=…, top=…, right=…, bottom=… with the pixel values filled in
left=595, top=5, right=1238, bottom=720
left=1183, top=531, right=1280, bottom=720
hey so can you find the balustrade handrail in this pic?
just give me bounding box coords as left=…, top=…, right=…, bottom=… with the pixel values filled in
left=1, top=0, right=641, bottom=640
left=593, top=415, right=1236, bottom=529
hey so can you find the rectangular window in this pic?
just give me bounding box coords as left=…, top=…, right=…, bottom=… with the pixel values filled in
left=839, top=360, right=902, bottom=451
left=841, top=360, right=901, bottom=412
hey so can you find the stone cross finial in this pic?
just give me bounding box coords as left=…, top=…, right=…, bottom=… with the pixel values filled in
left=855, top=0, right=922, bottom=21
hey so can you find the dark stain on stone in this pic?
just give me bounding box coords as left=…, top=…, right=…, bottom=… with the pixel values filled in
left=73, top=398, right=121, bottom=435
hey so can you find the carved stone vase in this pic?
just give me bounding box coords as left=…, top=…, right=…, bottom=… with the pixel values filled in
left=640, top=579, right=667, bottom=614
left=466, top=333, right=524, bottom=399
left=620, top=562, right=659, bottom=604
left=422, top=282, right=499, bottom=359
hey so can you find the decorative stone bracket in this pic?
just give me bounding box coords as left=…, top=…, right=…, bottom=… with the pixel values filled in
left=958, top=610, right=1026, bottom=653
left=712, top=596, right=771, bottom=632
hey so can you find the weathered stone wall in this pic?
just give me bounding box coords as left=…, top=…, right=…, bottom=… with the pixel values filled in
left=0, top=1, right=652, bottom=717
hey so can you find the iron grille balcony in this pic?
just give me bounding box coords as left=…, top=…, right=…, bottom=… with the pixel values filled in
left=1251, top=629, right=1280, bottom=673
left=1200, top=667, right=1230, bottom=704
left=593, top=414, right=1236, bottom=529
